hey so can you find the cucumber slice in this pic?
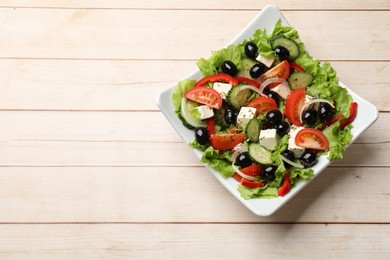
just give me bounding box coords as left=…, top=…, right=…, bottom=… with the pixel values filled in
left=246, top=118, right=261, bottom=142
left=236, top=58, right=257, bottom=78
left=288, top=71, right=314, bottom=90
left=271, top=35, right=300, bottom=61
left=248, top=143, right=273, bottom=164
left=227, top=86, right=252, bottom=109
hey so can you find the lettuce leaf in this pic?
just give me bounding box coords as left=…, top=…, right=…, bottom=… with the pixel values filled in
left=200, top=146, right=234, bottom=177
left=171, top=78, right=196, bottom=113
left=322, top=122, right=353, bottom=160
left=238, top=185, right=278, bottom=199
left=197, top=44, right=243, bottom=77
left=245, top=29, right=274, bottom=57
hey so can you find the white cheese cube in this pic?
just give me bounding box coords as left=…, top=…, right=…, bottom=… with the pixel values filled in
left=259, top=129, right=279, bottom=151
left=288, top=126, right=306, bottom=158
left=194, top=105, right=214, bottom=120
left=255, top=54, right=275, bottom=68
left=236, top=107, right=256, bottom=128
left=213, top=82, right=232, bottom=100
left=272, top=82, right=291, bottom=99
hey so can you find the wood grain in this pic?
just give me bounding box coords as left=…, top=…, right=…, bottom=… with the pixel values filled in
left=0, top=224, right=388, bottom=259
left=0, top=0, right=389, bottom=10
left=0, top=9, right=388, bottom=60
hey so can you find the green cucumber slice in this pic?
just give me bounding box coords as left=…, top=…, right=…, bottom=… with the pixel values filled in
left=248, top=143, right=273, bottom=164
left=246, top=118, right=261, bottom=142
left=271, top=35, right=300, bottom=61
left=288, top=71, right=313, bottom=90
left=227, top=86, right=252, bottom=109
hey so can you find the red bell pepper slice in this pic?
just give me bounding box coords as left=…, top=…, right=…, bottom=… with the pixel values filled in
left=289, top=62, right=304, bottom=72
left=195, top=73, right=238, bottom=88
left=206, top=118, right=215, bottom=135
left=235, top=76, right=259, bottom=88
left=241, top=178, right=266, bottom=189
left=319, top=102, right=358, bottom=130
left=340, top=102, right=358, bottom=129
left=278, top=173, right=291, bottom=197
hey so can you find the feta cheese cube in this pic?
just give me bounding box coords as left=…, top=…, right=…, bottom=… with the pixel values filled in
left=255, top=54, right=275, bottom=68
left=288, top=126, right=306, bottom=158
left=213, top=82, right=232, bottom=100
left=194, top=105, right=214, bottom=120
left=272, top=82, right=291, bottom=99
left=259, top=129, right=279, bottom=151
left=236, top=107, right=256, bottom=128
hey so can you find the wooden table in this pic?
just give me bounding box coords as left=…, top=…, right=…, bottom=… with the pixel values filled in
left=0, top=1, right=389, bottom=258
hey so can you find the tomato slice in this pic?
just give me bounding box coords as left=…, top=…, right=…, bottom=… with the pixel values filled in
left=295, top=128, right=329, bottom=151
left=206, top=118, right=215, bottom=135
left=289, top=62, right=304, bottom=72
left=256, top=60, right=290, bottom=86
left=235, top=76, right=259, bottom=88
left=340, top=102, right=358, bottom=129
left=240, top=164, right=262, bottom=177
left=195, top=73, right=238, bottom=88
left=247, top=96, right=278, bottom=115
left=285, top=88, right=306, bottom=126
left=184, top=86, right=222, bottom=109
left=278, top=173, right=291, bottom=197
left=241, top=178, right=266, bottom=189
left=209, top=133, right=245, bottom=150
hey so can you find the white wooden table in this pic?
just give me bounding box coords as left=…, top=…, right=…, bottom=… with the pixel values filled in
left=0, top=1, right=389, bottom=259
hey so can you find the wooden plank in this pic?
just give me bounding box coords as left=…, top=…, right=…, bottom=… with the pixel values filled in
left=0, top=9, right=388, bottom=60
left=0, top=167, right=388, bottom=223
left=0, top=60, right=388, bottom=111
left=0, top=0, right=388, bottom=10
left=0, top=224, right=388, bottom=259
left=0, top=110, right=387, bottom=144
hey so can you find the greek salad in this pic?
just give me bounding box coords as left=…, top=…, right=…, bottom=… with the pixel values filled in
left=171, top=20, right=357, bottom=199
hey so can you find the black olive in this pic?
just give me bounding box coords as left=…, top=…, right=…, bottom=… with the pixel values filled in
left=224, top=105, right=238, bottom=125
left=194, top=127, right=209, bottom=145
left=275, top=121, right=290, bottom=136
left=234, top=152, right=252, bottom=168
left=264, top=89, right=280, bottom=105
left=249, top=63, right=267, bottom=78
left=281, top=150, right=295, bottom=161
left=302, top=108, right=318, bottom=126
left=318, top=102, right=335, bottom=122
left=266, top=109, right=283, bottom=125
left=261, top=165, right=277, bottom=181
left=281, top=150, right=296, bottom=167
left=274, top=46, right=290, bottom=61
left=300, top=150, right=318, bottom=168
left=244, top=41, right=258, bottom=59
left=221, top=60, right=238, bottom=77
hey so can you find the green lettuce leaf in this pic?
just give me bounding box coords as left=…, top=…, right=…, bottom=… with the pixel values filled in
left=197, top=44, right=243, bottom=77
left=245, top=29, right=274, bottom=57
left=171, top=78, right=196, bottom=113
left=322, top=122, right=353, bottom=160
left=189, top=140, right=209, bottom=152
left=201, top=146, right=234, bottom=177
left=238, top=185, right=278, bottom=199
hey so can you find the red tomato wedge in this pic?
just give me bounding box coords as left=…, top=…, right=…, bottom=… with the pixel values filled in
left=210, top=133, right=245, bottom=150
left=340, top=102, right=358, bottom=129
left=206, top=117, right=215, bottom=135
left=184, top=86, right=222, bottom=109
left=256, top=60, right=290, bottom=87
left=195, top=73, right=238, bottom=88
left=278, top=173, right=291, bottom=197
left=295, top=128, right=329, bottom=151
left=233, top=164, right=262, bottom=183
left=285, top=88, right=306, bottom=126
left=247, top=96, right=278, bottom=115
left=235, top=76, right=259, bottom=88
